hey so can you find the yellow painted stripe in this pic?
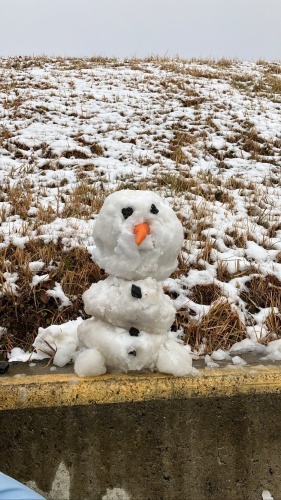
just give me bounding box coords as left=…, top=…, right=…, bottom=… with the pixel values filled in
left=1, top=366, right=281, bottom=411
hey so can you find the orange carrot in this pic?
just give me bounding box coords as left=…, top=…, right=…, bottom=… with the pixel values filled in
left=134, top=222, right=151, bottom=245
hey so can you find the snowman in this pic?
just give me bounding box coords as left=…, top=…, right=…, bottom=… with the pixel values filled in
left=74, top=190, right=193, bottom=377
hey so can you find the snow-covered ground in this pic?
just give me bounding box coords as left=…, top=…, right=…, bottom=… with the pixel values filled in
left=0, top=56, right=281, bottom=362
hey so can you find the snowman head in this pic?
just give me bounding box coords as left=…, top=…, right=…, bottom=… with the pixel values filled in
left=93, top=190, right=183, bottom=281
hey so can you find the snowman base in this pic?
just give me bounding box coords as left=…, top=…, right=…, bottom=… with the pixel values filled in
left=74, top=317, right=192, bottom=378
left=74, top=349, right=107, bottom=377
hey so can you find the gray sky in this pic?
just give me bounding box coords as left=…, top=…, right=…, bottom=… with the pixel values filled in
left=0, top=0, right=280, bottom=61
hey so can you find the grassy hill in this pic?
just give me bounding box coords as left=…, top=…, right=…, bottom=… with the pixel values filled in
left=0, top=56, right=281, bottom=357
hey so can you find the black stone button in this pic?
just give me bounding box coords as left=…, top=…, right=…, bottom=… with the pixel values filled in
left=128, top=350, right=137, bottom=357
left=129, top=327, right=140, bottom=337
left=131, top=284, right=142, bottom=299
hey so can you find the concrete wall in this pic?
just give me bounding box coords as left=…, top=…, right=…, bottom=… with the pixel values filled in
left=1, top=368, right=281, bottom=499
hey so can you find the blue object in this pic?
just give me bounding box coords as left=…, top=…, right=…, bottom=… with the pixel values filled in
left=0, top=472, right=45, bottom=499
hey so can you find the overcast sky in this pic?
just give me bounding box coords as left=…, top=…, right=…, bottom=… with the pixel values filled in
left=0, top=0, right=280, bottom=61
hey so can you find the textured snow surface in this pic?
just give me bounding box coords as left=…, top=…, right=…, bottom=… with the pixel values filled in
left=75, top=317, right=192, bottom=376
left=32, top=318, right=83, bottom=366
left=262, top=490, right=274, bottom=500
left=93, top=190, right=183, bottom=280
left=74, top=348, right=107, bottom=377
left=83, top=275, right=175, bottom=335
left=261, top=339, right=281, bottom=361
left=156, top=339, right=193, bottom=376
left=77, top=317, right=166, bottom=373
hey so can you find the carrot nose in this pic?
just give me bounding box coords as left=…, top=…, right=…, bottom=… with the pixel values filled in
left=134, top=222, right=150, bottom=246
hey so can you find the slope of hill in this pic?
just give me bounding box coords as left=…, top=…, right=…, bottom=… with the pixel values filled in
left=0, top=56, right=281, bottom=356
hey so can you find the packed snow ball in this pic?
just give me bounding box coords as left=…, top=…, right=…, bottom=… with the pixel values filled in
left=93, top=190, right=184, bottom=281
left=82, top=276, right=176, bottom=335
left=75, top=317, right=193, bottom=377
left=75, top=317, right=168, bottom=374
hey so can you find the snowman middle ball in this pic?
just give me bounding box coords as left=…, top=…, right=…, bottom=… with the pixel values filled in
left=82, top=276, right=176, bottom=335
left=93, top=190, right=184, bottom=281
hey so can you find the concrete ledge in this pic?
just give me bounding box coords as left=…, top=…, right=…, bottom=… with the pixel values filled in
left=2, top=365, right=281, bottom=411
left=1, top=365, right=281, bottom=499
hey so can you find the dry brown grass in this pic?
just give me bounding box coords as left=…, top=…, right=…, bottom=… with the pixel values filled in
left=0, top=241, right=106, bottom=357
left=189, top=283, right=221, bottom=305
left=61, top=181, right=106, bottom=218
left=265, top=309, right=281, bottom=338
left=240, top=274, right=281, bottom=314
left=164, top=132, right=192, bottom=166
left=183, top=299, right=246, bottom=353
left=169, top=252, right=191, bottom=280
left=4, top=180, right=33, bottom=219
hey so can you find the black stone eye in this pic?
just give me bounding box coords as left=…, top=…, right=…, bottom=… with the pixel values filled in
left=150, top=204, right=159, bottom=214
left=122, top=207, right=134, bottom=219
left=131, top=284, right=142, bottom=299
left=129, top=327, right=140, bottom=337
